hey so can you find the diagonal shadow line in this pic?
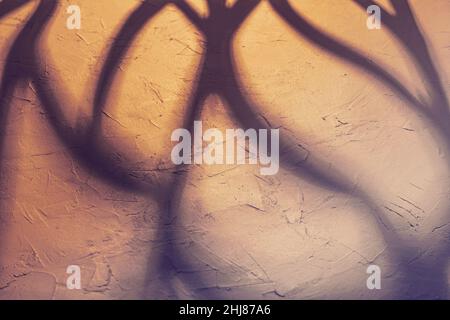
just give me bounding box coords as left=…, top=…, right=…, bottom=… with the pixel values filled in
left=0, top=0, right=28, bottom=164
left=219, top=30, right=408, bottom=265
left=224, top=39, right=447, bottom=298
left=0, top=0, right=175, bottom=295
left=175, top=0, right=450, bottom=300
left=0, top=0, right=168, bottom=287
left=146, top=0, right=405, bottom=298
left=0, top=74, right=19, bottom=295
left=0, top=0, right=32, bottom=20
left=269, top=0, right=450, bottom=299
left=173, top=0, right=204, bottom=30
left=53, top=0, right=450, bottom=299
left=91, top=0, right=167, bottom=135
left=0, top=0, right=211, bottom=299
left=353, top=2, right=450, bottom=284
left=144, top=0, right=269, bottom=299
left=0, top=0, right=55, bottom=287
left=143, top=63, right=212, bottom=299
left=13, top=0, right=163, bottom=196
left=353, top=0, right=450, bottom=126
left=84, top=0, right=216, bottom=298
left=387, top=0, right=449, bottom=112
left=268, top=0, right=450, bottom=136
left=0, top=65, right=19, bottom=277
left=381, top=0, right=450, bottom=298
left=67, top=0, right=446, bottom=298
left=0, top=0, right=447, bottom=299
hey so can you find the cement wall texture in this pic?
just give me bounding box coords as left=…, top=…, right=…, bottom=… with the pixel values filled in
left=0, top=0, right=449, bottom=300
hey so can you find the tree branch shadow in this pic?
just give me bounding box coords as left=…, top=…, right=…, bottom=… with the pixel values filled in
left=144, top=0, right=406, bottom=299
left=269, top=0, right=450, bottom=299
left=0, top=0, right=449, bottom=299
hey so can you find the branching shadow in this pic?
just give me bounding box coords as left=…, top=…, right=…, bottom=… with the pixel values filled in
left=0, top=0, right=449, bottom=299
left=0, top=0, right=167, bottom=293
left=269, top=0, right=450, bottom=299
left=1, top=0, right=163, bottom=197
left=142, top=0, right=406, bottom=299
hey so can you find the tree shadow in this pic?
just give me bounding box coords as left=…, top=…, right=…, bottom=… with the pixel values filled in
left=269, top=0, right=450, bottom=299
left=1, top=0, right=163, bottom=196
left=0, top=0, right=165, bottom=292
left=142, top=0, right=405, bottom=298
left=0, top=0, right=448, bottom=299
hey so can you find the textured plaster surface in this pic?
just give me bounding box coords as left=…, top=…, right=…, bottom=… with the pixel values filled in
left=0, top=0, right=449, bottom=299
